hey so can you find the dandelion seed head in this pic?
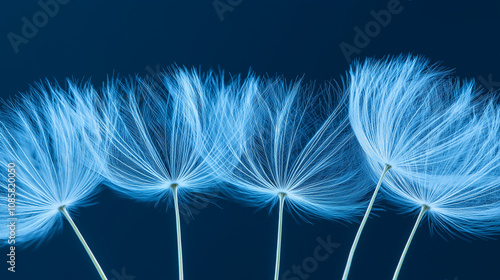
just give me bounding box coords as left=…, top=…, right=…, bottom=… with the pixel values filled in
left=0, top=81, right=102, bottom=247
left=91, top=68, right=256, bottom=212
left=216, top=78, right=370, bottom=221
left=348, top=55, right=486, bottom=181
left=382, top=91, right=500, bottom=239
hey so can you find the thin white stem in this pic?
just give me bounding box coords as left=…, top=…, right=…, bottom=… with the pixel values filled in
left=171, top=184, right=184, bottom=280
left=342, top=164, right=391, bottom=280
left=392, top=204, right=429, bottom=280
left=59, top=206, right=107, bottom=280
left=273, top=192, right=286, bottom=280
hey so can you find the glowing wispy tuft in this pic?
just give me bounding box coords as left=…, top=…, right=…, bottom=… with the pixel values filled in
left=0, top=81, right=103, bottom=247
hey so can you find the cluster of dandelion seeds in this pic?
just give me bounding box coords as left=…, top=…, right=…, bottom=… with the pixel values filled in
left=0, top=58, right=499, bottom=280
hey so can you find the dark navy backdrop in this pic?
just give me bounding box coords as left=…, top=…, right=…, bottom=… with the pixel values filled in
left=1, top=1, right=499, bottom=279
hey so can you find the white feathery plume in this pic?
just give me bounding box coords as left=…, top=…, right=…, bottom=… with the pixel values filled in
left=0, top=82, right=108, bottom=279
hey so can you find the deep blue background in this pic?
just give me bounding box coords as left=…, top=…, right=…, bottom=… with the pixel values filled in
left=1, top=1, right=500, bottom=279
